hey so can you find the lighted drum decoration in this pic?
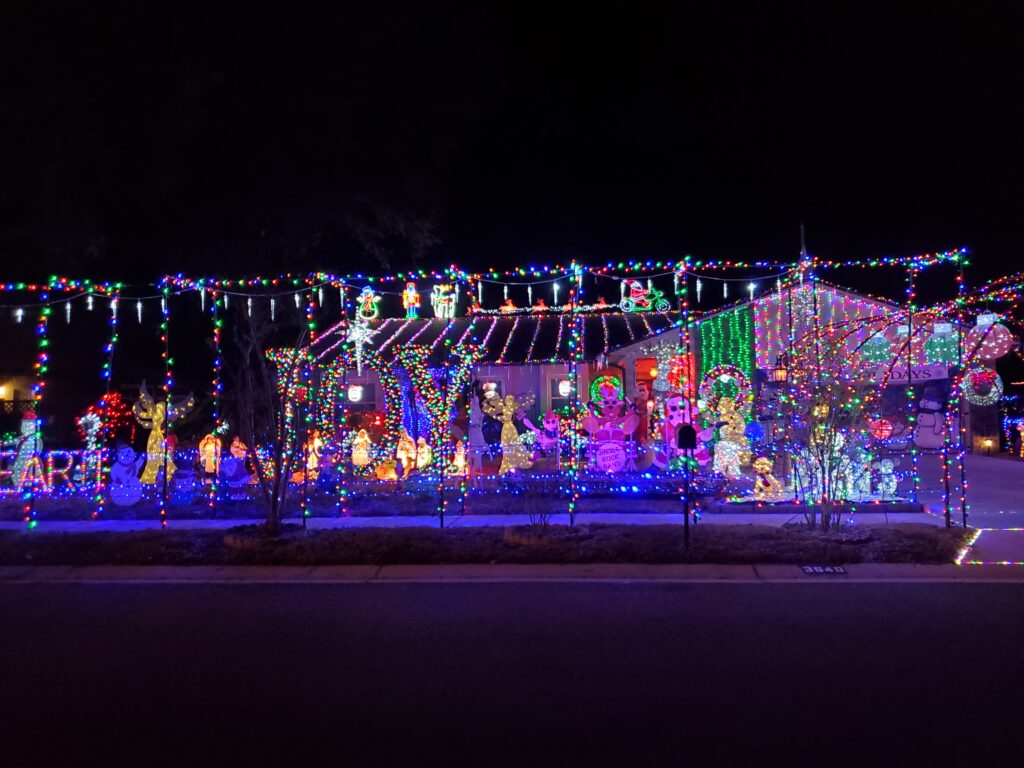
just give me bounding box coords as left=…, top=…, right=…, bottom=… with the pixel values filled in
left=594, top=441, right=627, bottom=473
left=961, top=367, right=1003, bottom=406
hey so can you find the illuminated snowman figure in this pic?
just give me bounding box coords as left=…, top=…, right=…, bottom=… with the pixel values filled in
left=5, top=410, right=45, bottom=491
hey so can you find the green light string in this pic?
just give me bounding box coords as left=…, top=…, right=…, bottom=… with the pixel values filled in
left=25, top=280, right=54, bottom=527
left=906, top=267, right=919, bottom=503
left=337, top=283, right=350, bottom=516
left=208, top=288, right=222, bottom=513
left=301, top=283, right=318, bottom=524
left=159, top=279, right=171, bottom=528
left=93, top=290, right=120, bottom=520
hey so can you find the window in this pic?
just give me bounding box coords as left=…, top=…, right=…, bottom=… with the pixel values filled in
left=549, top=376, right=572, bottom=411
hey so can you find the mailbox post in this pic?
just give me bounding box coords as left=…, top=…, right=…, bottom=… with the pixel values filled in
left=676, top=424, right=697, bottom=549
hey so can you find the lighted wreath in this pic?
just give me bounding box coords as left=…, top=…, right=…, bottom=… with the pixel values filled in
left=961, top=366, right=1003, bottom=407
left=698, top=364, right=753, bottom=413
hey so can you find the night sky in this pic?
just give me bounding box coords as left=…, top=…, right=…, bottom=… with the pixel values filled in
left=1, top=1, right=1022, bottom=293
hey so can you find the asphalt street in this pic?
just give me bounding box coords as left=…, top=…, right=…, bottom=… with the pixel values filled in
left=2, top=581, right=1022, bottom=766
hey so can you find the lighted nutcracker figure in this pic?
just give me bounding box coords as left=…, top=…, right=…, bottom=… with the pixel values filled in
left=402, top=282, right=420, bottom=319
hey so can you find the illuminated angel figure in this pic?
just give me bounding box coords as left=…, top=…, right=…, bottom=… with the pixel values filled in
left=482, top=392, right=536, bottom=474
left=133, top=381, right=195, bottom=485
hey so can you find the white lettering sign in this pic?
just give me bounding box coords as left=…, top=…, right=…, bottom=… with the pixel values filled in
left=867, top=364, right=949, bottom=384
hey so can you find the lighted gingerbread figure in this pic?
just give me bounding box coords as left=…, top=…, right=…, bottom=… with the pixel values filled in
left=402, top=282, right=420, bottom=319
left=752, top=457, right=784, bottom=501
left=482, top=392, right=536, bottom=474
left=133, top=381, right=195, bottom=485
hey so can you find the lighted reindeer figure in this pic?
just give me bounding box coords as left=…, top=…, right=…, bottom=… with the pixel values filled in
left=482, top=392, right=536, bottom=474
left=133, top=381, right=195, bottom=485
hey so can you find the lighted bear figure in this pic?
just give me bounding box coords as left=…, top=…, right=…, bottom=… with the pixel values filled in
left=712, top=399, right=750, bottom=479
left=752, top=457, right=784, bottom=501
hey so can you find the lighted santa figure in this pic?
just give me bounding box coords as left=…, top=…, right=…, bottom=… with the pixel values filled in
left=651, top=393, right=713, bottom=469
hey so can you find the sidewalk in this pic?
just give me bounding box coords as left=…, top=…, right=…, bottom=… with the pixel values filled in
left=0, top=510, right=945, bottom=532
left=2, top=561, right=1023, bottom=583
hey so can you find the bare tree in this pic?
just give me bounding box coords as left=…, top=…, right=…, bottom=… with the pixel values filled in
left=225, top=304, right=308, bottom=535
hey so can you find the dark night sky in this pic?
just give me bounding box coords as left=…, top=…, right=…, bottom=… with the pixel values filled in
left=1, top=1, right=1022, bottom=292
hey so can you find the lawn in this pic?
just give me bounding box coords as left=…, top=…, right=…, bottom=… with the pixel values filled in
left=0, top=523, right=970, bottom=566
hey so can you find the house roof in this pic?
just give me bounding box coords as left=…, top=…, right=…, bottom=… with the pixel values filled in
left=311, top=311, right=682, bottom=367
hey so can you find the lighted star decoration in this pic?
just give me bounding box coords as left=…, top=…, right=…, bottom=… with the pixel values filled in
left=348, top=320, right=375, bottom=374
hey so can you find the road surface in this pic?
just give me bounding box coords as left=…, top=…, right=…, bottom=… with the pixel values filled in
left=2, top=581, right=1022, bottom=766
